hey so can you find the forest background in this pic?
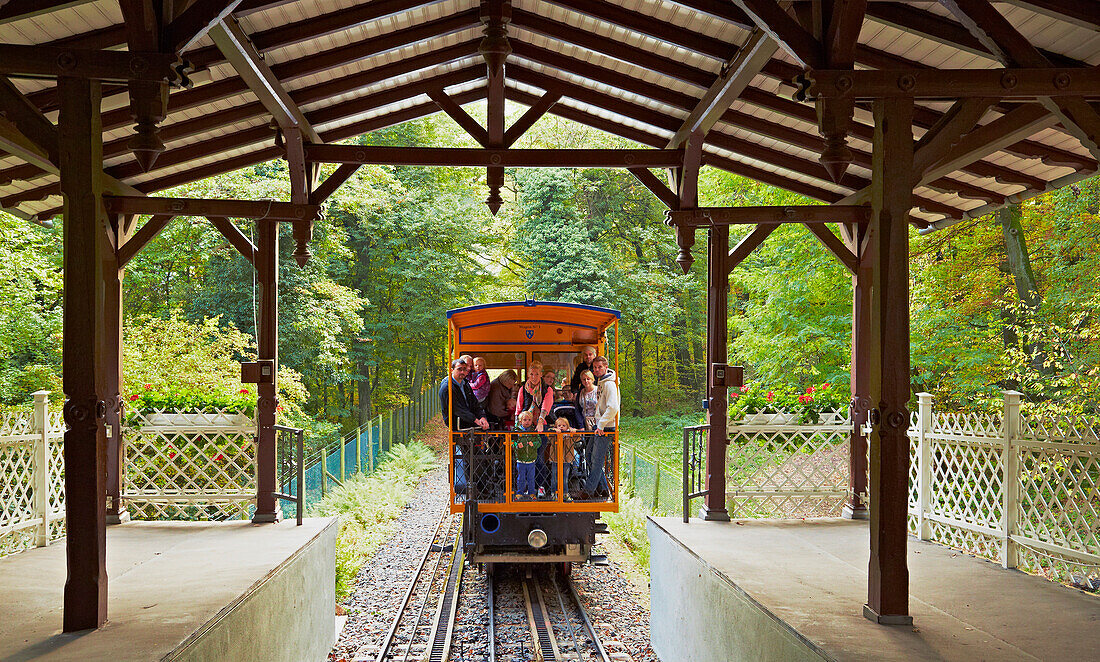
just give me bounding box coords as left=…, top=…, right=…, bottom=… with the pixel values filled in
left=3, top=103, right=1098, bottom=445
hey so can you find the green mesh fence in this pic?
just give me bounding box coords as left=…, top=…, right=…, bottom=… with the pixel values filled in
left=618, top=444, right=682, bottom=517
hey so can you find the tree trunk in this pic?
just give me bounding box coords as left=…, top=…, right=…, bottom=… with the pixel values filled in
left=998, top=203, right=1046, bottom=379
left=357, top=364, right=372, bottom=425
left=632, top=330, right=644, bottom=416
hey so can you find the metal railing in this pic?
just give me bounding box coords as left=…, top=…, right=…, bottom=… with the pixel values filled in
left=682, top=424, right=709, bottom=522
left=275, top=425, right=304, bottom=526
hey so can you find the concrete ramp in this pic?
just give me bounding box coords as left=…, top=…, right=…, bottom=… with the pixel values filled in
left=0, top=518, right=337, bottom=661
left=648, top=517, right=1100, bottom=662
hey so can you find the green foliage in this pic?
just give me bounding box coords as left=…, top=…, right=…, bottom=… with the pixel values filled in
left=604, top=481, right=651, bottom=575
left=308, top=441, right=437, bottom=600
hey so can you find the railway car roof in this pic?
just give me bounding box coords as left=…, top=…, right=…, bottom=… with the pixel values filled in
left=447, top=300, right=621, bottom=331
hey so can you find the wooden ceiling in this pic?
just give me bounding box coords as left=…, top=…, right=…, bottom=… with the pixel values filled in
left=0, top=0, right=1098, bottom=229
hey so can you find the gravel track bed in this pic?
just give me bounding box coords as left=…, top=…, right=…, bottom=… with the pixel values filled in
left=330, top=460, right=655, bottom=662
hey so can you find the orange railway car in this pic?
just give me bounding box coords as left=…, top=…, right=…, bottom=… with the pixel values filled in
left=445, top=300, right=620, bottom=568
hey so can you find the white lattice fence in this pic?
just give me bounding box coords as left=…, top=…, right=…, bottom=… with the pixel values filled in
left=726, top=409, right=852, bottom=518
left=911, top=392, right=1100, bottom=585
left=0, top=392, right=65, bottom=558
left=122, top=409, right=257, bottom=520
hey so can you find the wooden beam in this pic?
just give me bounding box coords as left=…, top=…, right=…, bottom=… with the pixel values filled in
left=703, top=223, right=730, bottom=520
left=911, top=97, right=995, bottom=177
left=937, top=0, right=1100, bottom=162
left=629, top=167, right=680, bottom=210
left=679, top=130, right=704, bottom=209
left=116, top=214, right=174, bottom=267
left=302, top=144, right=686, bottom=168
left=670, top=205, right=871, bottom=225
left=164, top=0, right=244, bottom=53
left=803, top=222, right=858, bottom=275
left=309, top=163, right=361, bottom=205
left=428, top=88, right=489, bottom=146
left=103, top=195, right=322, bottom=220
left=503, top=91, right=560, bottom=148
left=58, top=75, right=108, bottom=633
left=0, top=44, right=185, bottom=83
left=732, top=0, right=824, bottom=68
left=800, top=66, right=1100, bottom=99
left=726, top=224, right=775, bottom=273
left=667, top=29, right=779, bottom=149
left=208, top=18, right=322, bottom=143
left=866, top=95, right=914, bottom=625
left=207, top=216, right=256, bottom=264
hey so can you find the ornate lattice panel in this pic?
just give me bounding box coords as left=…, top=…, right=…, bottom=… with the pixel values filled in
left=1014, top=441, right=1099, bottom=561
left=926, top=438, right=1004, bottom=531
left=726, top=410, right=851, bottom=518
left=122, top=409, right=256, bottom=520
left=1, top=406, right=65, bottom=558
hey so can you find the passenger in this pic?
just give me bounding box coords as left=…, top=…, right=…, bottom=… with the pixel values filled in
left=513, top=410, right=539, bottom=500
left=515, top=360, right=554, bottom=432
left=468, top=356, right=491, bottom=404
left=504, top=396, right=517, bottom=429
left=438, top=358, right=489, bottom=495
left=553, top=417, right=582, bottom=500
left=551, top=386, right=585, bottom=430
left=485, top=369, right=519, bottom=429
left=542, top=368, right=558, bottom=402
left=576, top=369, right=599, bottom=431
left=570, top=345, right=598, bottom=395
left=582, top=356, right=619, bottom=500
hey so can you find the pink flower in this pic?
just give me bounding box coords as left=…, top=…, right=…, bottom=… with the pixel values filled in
left=766, top=391, right=774, bottom=402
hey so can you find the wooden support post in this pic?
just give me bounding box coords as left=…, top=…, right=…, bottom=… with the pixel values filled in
left=865, top=96, right=914, bottom=626
left=58, top=76, right=108, bottom=632
left=103, top=213, right=128, bottom=525
left=844, top=222, right=870, bottom=520
left=252, top=220, right=279, bottom=523
left=702, top=224, right=731, bottom=521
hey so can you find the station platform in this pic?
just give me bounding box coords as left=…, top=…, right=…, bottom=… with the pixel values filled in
left=0, top=517, right=337, bottom=662
left=648, top=517, right=1099, bottom=662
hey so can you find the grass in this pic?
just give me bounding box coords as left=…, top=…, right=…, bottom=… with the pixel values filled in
left=308, top=440, right=437, bottom=601
left=604, top=482, right=652, bottom=576
left=618, top=412, right=704, bottom=468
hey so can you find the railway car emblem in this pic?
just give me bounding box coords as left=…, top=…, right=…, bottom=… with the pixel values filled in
left=525, top=329, right=535, bottom=339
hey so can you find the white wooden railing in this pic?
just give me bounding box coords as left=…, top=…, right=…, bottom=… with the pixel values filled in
left=725, top=394, right=1099, bottom=582
left=0, top=391, right=65, bottom=557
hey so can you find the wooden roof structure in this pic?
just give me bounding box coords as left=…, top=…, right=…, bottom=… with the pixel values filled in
left=5, top=0, right=1100, bottom=638
left=0, top=0, right=1097, bottom=228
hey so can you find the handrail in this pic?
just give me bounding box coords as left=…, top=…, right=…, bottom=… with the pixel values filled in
left=274, top=424, right=304, bottom=525
left=682, top=424, right=709, bottom=523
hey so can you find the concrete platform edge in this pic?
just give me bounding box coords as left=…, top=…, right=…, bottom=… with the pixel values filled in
left=648, top=517, right=834, bottom=662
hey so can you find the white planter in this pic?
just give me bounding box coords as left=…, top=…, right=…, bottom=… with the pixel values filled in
left=140, top=411, right=253, bottom=428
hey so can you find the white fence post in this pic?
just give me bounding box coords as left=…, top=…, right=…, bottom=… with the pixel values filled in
left=1001, top=390, right=1022, bottom=569
left=916, top=392, right=933, bottom=541
left=31, top=390, right=50, bottom=547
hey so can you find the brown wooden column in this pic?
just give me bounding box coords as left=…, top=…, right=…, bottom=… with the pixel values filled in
left=702, top=224, right=731, bottom=521
left=252, top=221, right=279, bottom=523
left=844, top=222, right=870, bottom=520
left=58, top=75, right=108, bottom=631
left=865, top=96, right=914, bottom=625
left=103, top=214, right=127, bottom=525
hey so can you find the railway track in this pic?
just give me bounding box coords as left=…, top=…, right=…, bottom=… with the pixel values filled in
left=366, top=511, right=464, bottom=662
left=487, top=565, right=611, bottom=662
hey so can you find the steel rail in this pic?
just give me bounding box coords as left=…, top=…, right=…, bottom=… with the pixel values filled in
left=486, top=567, right=496, bottom=662
left=425, top=531, right=464, bottom=662
left=567, top=575, right=612, bottom=662
left=373, top=508, right=449, bottom=662
left=522, top=574, right=560, bottom=661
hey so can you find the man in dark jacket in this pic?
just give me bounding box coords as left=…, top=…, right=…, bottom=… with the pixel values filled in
left=439, top=358, right=489, bottom=430
left=439, top=358, right=488, bottom=495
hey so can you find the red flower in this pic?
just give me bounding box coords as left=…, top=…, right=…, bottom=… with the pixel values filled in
left=730, top=392, right=740, bottom=399
left=740, top=384, right=749, bottom=392
left=239, top=388, right=250, bottom=394
left=129, top=394, right=140, bottom=401
left=807, top=386, right=816, bottom=394
left=276, top=404, right=284, bottom=413
left=215, top=453, right=225, bottom=461
left=143, top=383, right=152, bottom=390
left=822, top=382, right=831, bottom=389
left=168, top=451, right=176, bottom=459
left=766, top=391, right=774, bottom=402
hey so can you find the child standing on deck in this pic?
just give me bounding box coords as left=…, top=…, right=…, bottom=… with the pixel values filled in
left=554, top=417, right=581, bottom=501
left=468, top=356, right=491, bottom=404
left=514, top=410, right=538, bottom=499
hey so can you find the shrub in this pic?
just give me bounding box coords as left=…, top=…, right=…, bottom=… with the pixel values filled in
left=605, top=480, right=651, bottom=575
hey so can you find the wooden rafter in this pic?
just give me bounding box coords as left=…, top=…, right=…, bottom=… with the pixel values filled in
left=428, top=88, right=489, bottom=146
left=207, top=216, right=256, bottom=264
left=628, top=167, right=679, bottom=211
left=164, top=0, right=244, bottom=53
left=303, top=144, right=686, bottom=168
left=938, top=0, right=1100, bottom=162
left=309, top=163, right=362, bottom=205
left=103, top=195, right=322, bottom=221
left=726, top=224, right=775, bottom=273
left=117, top=214, right=174, bottom=267
left=732, top=0, right=824, bottom=69
left=503, top=91, right=560, bottom=148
